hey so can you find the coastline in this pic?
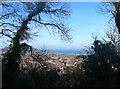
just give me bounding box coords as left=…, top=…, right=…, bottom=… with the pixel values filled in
left=47, top=49, right=85, bottom=55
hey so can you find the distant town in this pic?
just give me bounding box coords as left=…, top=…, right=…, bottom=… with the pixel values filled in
left=0, top=48, right=87, bottom=75
left=19, top=54, right=85, bottom=75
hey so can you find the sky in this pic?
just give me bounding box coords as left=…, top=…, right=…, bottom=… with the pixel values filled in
left=28, top=2, right=110, bottom=50
left=1, top=2, right=112, bottom=50
left=2, top=0, right=119, bottom=2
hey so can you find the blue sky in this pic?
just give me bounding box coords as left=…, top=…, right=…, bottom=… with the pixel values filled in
left=28, top=2, right=110, bottom=50
left=1, top=2, right=111, bottom=50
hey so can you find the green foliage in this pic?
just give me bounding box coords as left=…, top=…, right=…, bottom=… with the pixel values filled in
left=82, top=39, right=120, bottom=88
left=75, top=55, right=87, bottom=59
left=3, top=39, right=120, bottom=88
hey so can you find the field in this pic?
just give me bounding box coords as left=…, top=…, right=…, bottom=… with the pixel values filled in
left=48, top=53, right=81, bottom=58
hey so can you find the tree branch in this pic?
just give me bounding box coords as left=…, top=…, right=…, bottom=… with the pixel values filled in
left=31, top=19, right=63, bottom=30
left=31, top=19, right=71, bottom=41
left=43, top=9, right=60, bottom=13
left=1, top=11, right=16, bottom=19
left=1, top=31, right=13, bottom=39
left=1, top=23, right=19, bottom=29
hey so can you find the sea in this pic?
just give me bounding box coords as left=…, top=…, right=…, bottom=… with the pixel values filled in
left=48, top=49, right=85, bottom=54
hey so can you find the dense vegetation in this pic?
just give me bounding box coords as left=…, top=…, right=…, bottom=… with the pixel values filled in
left=1, top=1, right=120, bottom=89
left=2, top=38, right=120, bottom=89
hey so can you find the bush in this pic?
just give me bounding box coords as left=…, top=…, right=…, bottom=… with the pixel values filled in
left=82, top=39, right=120, bottom=88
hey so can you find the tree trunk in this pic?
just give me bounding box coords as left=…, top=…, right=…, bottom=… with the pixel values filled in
left=115, top=16, right=120, bottom=34
left=2, top=3, right=46, bottom=87
left=117, top=34, right=120, bottom=56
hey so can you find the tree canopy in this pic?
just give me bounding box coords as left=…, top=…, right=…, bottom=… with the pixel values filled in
left=1, top=2, right=71, bottom=41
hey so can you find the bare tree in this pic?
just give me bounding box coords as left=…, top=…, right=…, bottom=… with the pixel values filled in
left=1, top=2, right=71, bottom=87
left=1, top=2, right=71, bottom=41
left=106, top=26, right=120, bottom=55
left=98, top=1, right=120, bottom=34
left=106, top=26, right=120, bottom=45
